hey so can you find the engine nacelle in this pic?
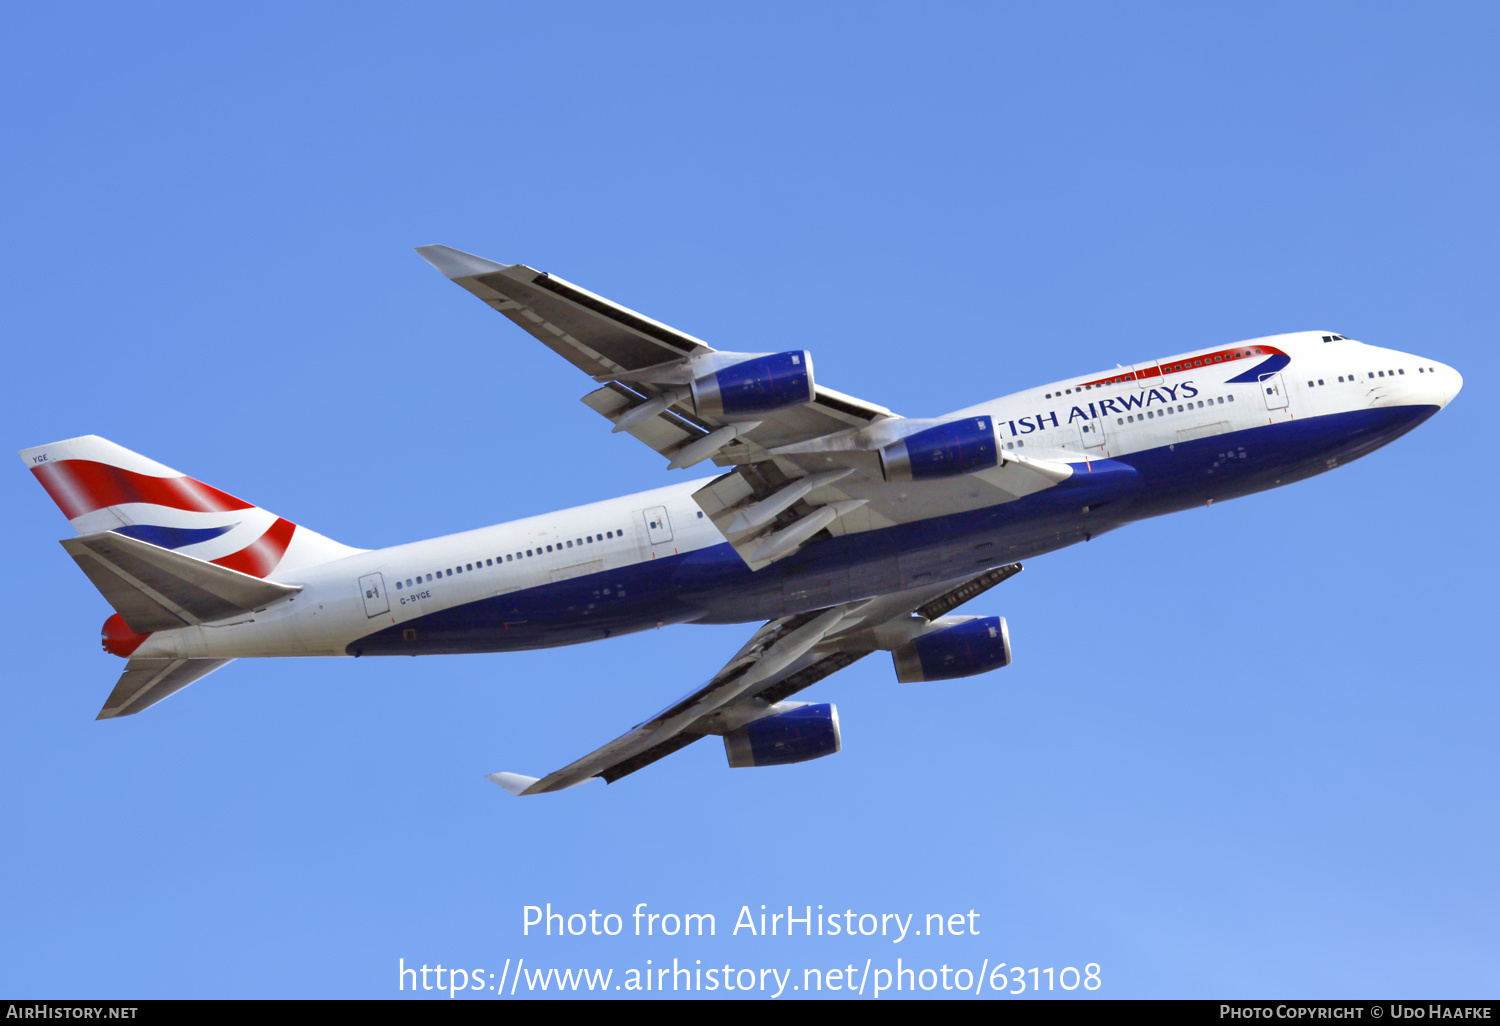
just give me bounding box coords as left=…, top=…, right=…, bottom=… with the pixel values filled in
left=891, top=616, right=1011, bottom=682
left=692, top=350, right=815, bottom=418
left=880, top=416, right=999, bottom=481
left=723, top=702, right=841, bottom=768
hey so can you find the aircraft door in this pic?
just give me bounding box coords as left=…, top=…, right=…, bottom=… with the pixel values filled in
left=1259, top=372, right=1289, bottom=410
left=1132, top=361, right=1161, bottom=389
left=359, top=572, right=390, bottom=617
left=642, top=506, right=674, bottom=545
left=1078, top=418, right=1106, bottom=450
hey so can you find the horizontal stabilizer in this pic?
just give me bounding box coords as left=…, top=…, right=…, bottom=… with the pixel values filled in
left=98, top=657, right=233, bottom=719
left=61, top=531, right=301, bottom=633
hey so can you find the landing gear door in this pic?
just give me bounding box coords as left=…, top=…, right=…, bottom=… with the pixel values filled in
left=642, top=506, right=674, bottom=545
left=1079, top=418, right=1106, bottom=450
left=1260, top=372, right=1289, bottom=410
left=359, top=573, right=389, bottom=617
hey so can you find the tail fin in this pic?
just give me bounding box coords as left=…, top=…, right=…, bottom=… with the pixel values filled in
left=20, top=435, right=361, bottom=578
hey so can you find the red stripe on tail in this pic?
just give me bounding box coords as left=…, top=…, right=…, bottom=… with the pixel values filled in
left=31, top=460, right=253, bottom=520
left=212, top=518, right=296, bottom=578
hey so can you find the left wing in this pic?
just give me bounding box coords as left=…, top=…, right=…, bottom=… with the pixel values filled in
left=417, top=246, right=1076, bottom=572
left=487, top=564, right=1022, bottom=795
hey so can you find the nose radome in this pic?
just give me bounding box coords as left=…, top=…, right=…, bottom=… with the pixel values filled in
left=1447, top=365, right=1463, bottom=405
left=1434, top=362, right=1463, bottom=408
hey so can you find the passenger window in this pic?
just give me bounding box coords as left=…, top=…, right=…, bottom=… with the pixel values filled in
left=396, top=581, right=402, bottom=590
left=1318, top=380, right=1324, bottom=386
left=1116, top=418, right=1123, bottom=425
left=1398, top=369, right=1404, bottom=375
left=445, top=569, right=452, bottom=577
left=566, top=540, right=572, bottom=548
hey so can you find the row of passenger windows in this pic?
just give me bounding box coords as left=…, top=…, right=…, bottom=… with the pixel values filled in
left=1312, top=367, right=1433, bottom=387
left=393, top=530, right=625, bottom=591
left=1118, top=396, right=1232, bottom=424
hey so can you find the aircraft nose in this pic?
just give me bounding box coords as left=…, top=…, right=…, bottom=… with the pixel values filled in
left=1435, top=362, right=1462, bottom=408
left=1405, top=357, right=1462, bottom=409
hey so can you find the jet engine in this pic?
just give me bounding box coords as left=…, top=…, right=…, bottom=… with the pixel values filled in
left=891, top=615, right=1011, bottom=682
left=880, top=416, right=999, bottom=481
left=692, top=350, right=815, bottom=418
left=723, top=702, right=841, bottom=768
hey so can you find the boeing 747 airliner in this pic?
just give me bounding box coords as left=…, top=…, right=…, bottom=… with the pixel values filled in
left=21, top=246, right=1462, bottom=794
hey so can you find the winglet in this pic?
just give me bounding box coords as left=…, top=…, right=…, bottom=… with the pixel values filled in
left=415, top=245, right=507, bottom=280
left=485, top=771, right=540, bottom=796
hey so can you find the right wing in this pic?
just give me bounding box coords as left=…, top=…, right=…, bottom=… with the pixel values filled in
left=487, top=563, right=1022, bottom=795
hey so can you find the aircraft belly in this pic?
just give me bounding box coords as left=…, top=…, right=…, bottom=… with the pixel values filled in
left=1117, top=403, right=1437, bottom=519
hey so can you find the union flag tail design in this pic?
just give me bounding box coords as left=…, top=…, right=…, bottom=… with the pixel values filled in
left=20, top=435, right=359, bottom=578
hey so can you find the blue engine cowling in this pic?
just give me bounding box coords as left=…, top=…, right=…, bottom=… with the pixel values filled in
left=693, top=351, right=815, bottom=418
left=891, top=616, right=1011, bottom=682
left=723, top=702, right=841, bottom=768
left=880, top=416, right=999, bottom=481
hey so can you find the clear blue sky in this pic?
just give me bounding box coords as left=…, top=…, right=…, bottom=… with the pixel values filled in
left=2, top=1, right=1495, bottom=1000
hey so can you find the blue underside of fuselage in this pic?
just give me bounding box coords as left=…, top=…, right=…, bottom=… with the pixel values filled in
left=348, top=404, right=1437, bottom=656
